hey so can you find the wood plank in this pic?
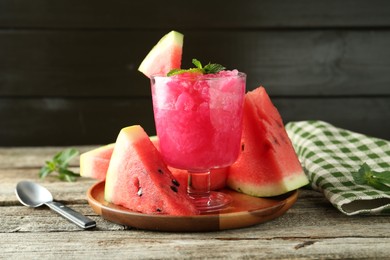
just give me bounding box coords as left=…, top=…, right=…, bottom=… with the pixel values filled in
left=1, top=189, right=390, bottom=259
left=0, top=97, right=388, bottom=146
left=0, top=146, right=97, bottom=169
left=0, top=168, right=96, bottom=205
left=0, top=0, right=390, bottom=28
left=2, top=189, right=390, bottom=237
left=272, top=97, right=390, bottom=141
left=2, top=186, right=389, bottom=236
left=0, top=98, right=155, bottom=146
left=1, top=30, right=390, bottom=97
left=1, top=232, right=388, bottom=259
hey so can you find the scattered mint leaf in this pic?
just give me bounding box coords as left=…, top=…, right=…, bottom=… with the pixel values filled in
left=352, top=163, right=390, bottom=191
left=372, top=171, right=390, bottom=183
left=167, top=58, right=226, bottom=76
left=39, top=148, right=80, bottom=182
left=39, top=165, right=52, bottom=179
left=54, top=148, right=78, bottom=167
left=353, top=163, right=370, bottom=185
left=58, top=168, right=80, bottom=182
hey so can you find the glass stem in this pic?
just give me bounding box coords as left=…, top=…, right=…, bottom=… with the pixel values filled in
left=187, top=171, right=211, bottom=200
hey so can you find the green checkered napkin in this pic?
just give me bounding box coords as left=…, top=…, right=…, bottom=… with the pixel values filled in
left=285, top=120, right=390, bottom=215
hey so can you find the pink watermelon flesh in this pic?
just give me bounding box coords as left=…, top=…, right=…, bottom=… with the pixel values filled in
left=227, top=87, right=309, bottom=197
left=79, top=143, right=115, bottom=181
left=168, top=168, right=227, bottom=191
left=81, top=136, right=227, bottom=191
left=104, top=125, right=198, bottom=215
left=138, top=31, right=183, bottom=78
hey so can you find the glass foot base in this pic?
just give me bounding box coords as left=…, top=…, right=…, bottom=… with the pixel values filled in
left=190, top=191, right=232, bottom=212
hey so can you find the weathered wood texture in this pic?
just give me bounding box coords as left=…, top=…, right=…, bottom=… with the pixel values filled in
left=2, top=30, right=390, bottom=97
left=1, top=0, right=390, bottom=28
left=1, top=147, right=390, bottom=259
left=1, top=1, right=390, bottom=145
left=0, top=98, right=389, bottom=146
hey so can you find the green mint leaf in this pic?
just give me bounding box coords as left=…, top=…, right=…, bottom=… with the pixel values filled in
left=167, top=68, right=202, bottom=76
left=39, top=148, right=80, bottom=182
left=203, top=63, right=226, bottom=74
left=58, top=168, right=80, bottom=182
left=39, top=166, right=52, bottom=179
left=352, top=163, right=370, bottom=184
left=192, top=59, right=203, bottom=69
left=59, top=172, right=78, bottom=182
left=53, top=148, right=79, bottom=167
left=46, top=160, right=57, bottom=171
left=368, top=180, right=390, bottom=191
left=167, top=58, right=226, bottom=76
left=372, top=171, right=390, bottom=183
left=167, top=69, right=182, bottom=76
left=353, top=163, right=390, bottom=191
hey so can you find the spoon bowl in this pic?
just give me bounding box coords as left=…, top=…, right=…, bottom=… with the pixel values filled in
left=15, top=180, right=96, bottom=229
left=16, top=181, right=53, bottom=207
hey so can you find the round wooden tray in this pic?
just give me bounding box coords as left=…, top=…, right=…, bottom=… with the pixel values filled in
left=87, top=181, right=298, bottom=232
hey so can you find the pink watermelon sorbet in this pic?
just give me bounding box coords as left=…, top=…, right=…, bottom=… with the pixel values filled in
left=151, top=70, right=246, bottom=171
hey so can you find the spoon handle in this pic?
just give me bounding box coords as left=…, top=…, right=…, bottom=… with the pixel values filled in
left=45, top=201, right=96, bottom=229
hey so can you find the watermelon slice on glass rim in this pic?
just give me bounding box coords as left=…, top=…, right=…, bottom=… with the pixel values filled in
left=138, top=30, right=183, bottom=78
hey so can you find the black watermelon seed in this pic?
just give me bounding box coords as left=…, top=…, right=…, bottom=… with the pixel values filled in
left=156, top=208, right=162, bottom=212
left=158, top=168, right=163, bottom=174
left=241, top=143, right=245, bottom=151
left=263, top=142, right=272, bottom=151
left=170, top=185, right=178, bottom=193
left=172, top=179, right=180, bottom=187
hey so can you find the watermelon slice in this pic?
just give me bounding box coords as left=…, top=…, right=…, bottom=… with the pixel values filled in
left=104, top=125, right=198, bottom=215
left=138, top=30, right=183, bottom=78
left=227, top=87, right=309, bottom=197
left=80, top=137, right=227, bottom=190
left=80, top=143, right=114, bottom=181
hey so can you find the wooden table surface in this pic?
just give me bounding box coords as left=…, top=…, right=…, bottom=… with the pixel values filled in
left=1, top=146, right=389, bottom=259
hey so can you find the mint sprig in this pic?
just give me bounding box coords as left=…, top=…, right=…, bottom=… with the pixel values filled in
left=167, top=59, right=226, bottom=76
left=352, top=163, right=390, bottom=191
left=39, top=148, right=80, bottom=182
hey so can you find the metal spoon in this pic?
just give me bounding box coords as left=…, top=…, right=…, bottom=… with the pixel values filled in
left=15, top=180, right=96, bottom=229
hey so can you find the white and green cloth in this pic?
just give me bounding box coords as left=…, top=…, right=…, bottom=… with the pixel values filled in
left=285, top=120, right=390, bottom=215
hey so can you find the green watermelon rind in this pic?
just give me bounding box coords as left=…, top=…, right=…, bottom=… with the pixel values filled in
left=227, top=172, right=309, bottom=197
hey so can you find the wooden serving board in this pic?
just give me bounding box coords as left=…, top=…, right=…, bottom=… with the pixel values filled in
left=87, top=181, right=298, bottom=232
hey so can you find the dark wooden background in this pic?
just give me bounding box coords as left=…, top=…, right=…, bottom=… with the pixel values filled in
left=1, top=0, right=389, bottom=146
